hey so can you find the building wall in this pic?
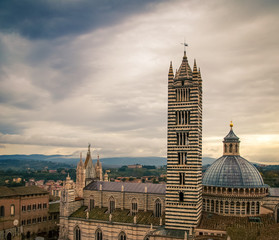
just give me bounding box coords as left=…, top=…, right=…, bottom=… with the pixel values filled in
left=0, top=196, right=20, bottom=240
left=83, top=190, right=164, bottom=214
left=20, top=193, right=50, bottom=237
left=67, top=218, right=155, bottom=240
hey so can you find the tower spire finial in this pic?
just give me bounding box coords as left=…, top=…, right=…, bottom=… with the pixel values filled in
left=181, top=39, right=188, bottom=55
left=230, top=121, right=233, bottom=129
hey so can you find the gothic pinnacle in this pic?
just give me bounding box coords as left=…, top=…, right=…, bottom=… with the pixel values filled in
left=193, top=59, right=198, bottom=73
left=168, top=61, right=174, bottom=76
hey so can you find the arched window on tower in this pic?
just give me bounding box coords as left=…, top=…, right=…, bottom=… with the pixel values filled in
left=118, top=231, right=127, bottom=240
left=155, top=199, right=162, bottom=217
left=95, top=228, right=103, bottom=240
left=229, top=144, right=233, bottom=153
left=109, top=197, right=115, bottom=213
left=224, top=144, right=227, bottom=153
left=74, top=226, right=81, bottom=240
left=235, top=144, right=238, bottom=153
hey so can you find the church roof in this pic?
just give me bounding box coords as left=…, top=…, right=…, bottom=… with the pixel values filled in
left=84, top=181, right=166, bottom=194
left=175, top=51, right=192, bottom=80
left=224, top=129, right=239, bottom=142
left=203, top=155, right=266, bottom=188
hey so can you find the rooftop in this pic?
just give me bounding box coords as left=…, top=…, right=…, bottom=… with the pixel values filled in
left=84, top=181, right=165, bottom=194
left=0, top=186, right=48, bottom=198
left=70, top=206, right=164, bottom=225
left=203, top=155, right=266, bottom=188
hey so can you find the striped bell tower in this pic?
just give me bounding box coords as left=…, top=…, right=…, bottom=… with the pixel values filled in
left=166, top=48, right=203, bottom=234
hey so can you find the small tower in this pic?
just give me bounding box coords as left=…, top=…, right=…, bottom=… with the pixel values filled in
left=95, top=154, right=103, bottom=181
left=223, top=122, right=240, bottom=155
left=84, top=144, right=96, bottom=185
left=76, top=153, right=85, bottom=198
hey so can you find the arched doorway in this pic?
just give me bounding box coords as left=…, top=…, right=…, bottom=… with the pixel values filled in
left=7, top=232, right=12, bottom=240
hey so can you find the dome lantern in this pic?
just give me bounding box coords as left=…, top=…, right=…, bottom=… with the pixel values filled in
left=223, top=122, right=240, bottom=155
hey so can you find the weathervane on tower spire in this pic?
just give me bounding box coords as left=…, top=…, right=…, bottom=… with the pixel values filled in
left=181, top=38, right=188, bottom=52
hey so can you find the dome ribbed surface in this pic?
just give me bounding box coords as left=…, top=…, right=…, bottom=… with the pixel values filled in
left=203, top=155, right=265, bottom=188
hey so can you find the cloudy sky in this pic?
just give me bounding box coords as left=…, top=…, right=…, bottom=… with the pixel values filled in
left=0, top=0, right=278, bottom=164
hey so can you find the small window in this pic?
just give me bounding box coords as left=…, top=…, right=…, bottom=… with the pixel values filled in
left=179, top=192, right=184, bottom=202
left=109, top=197, right=115, bottom=214
left=37, top=217, right=42, bottom=223
left=32, top=218, right=36, bottom=224
left=118, top=232, right=127, bottom=240
left=43, top=203, right=47, bottom=209
left=90, top=199, right=95, bottom=210
left=74, top=226, right=81, bottom=240
left=22, top=205, right=26, bottom=212
left=10, top=205, right=15, bottom=216
left=131, top=199, right=138, bottom=216
left=38, top=203, right=42, bottom=209
left=155, top=199, right=162, bottom=217
left=27, top=205, right=31, bottom=211
left=96, top=229, right=103, bottom=240
left=0, top=206, right=4, bottom=217
left=33, top=204, right=36, bottom=210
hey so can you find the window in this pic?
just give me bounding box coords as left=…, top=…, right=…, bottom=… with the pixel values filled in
left=177, top=132, right=189, bottom=146
left=179, top=192, right=184, bottom=202
left=27, top=205, right=31, bottom=211
left=38, top=217, right=42, bottom=223
left=90, top=198, right=95, bottom=210
left=22, top=220, right=26, bottom=226
left=10, top=204, right=15, bottom=216
left=131, top=199, right=138, bottom=216
left=0, top=206, right=4, bottom=217
left=74, top=226, right=81, bottom=240
left=178, top=152, right=187, bottom=165
left=33, top=204, right=36, bottom=210
left=43, top=216, right=47, bottom=222
left=118, top=232, right=127, bottom=240
left=48, top=215, right=52, bottom=221
left=155, top=199, right=162, bottom=217
left=27, top=219, right=31, bottom=225
left=96, top=229, right=103, bottom=240
left=224, top=144, right=227, bottom=153
left=32, top=218, right=36, bottom=224
left=179, top=173, right=185, bottom=185
left=109, top=197, right=115, bottom=214
left=22, top=205, right=26, bottom=212
left=54, top=214, right=57, bottom=220
left=229, top=144, right=233, bottom=153
left=176, top=111, right=190, bottom=125
left=176, top=88, right=190, bottom=102
left=43, top=203, right=47, bottom=209
left=38, top=203, right=42, bottom=209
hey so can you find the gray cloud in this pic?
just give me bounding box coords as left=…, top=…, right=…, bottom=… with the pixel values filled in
left=0, top=0, right=164, bottom=39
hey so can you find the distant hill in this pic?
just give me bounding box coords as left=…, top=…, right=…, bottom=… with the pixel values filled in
left=0, top=154, right=216, bottom=168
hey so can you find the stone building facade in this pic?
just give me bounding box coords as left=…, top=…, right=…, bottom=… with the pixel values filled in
left=0, top=186, right=58, bottom=240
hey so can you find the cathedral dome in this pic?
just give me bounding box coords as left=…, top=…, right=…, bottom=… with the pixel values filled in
left=203, top=155, right=265, bottom=188
left=203, top=123, right=266, bottom=188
